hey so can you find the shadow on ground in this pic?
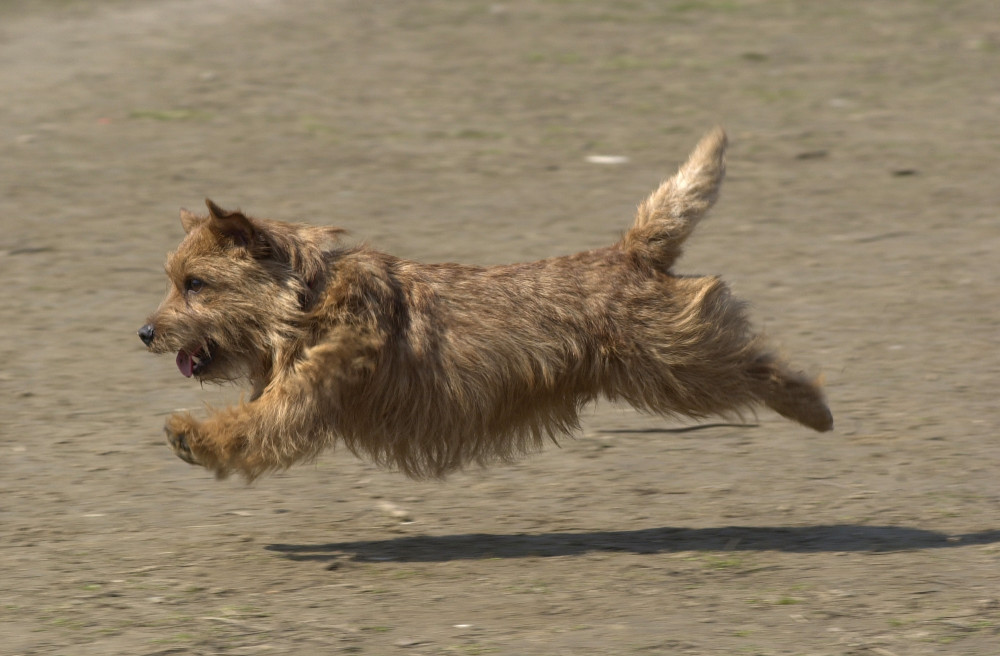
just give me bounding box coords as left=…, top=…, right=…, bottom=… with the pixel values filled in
left=267, top=526, right=1000, bottom=563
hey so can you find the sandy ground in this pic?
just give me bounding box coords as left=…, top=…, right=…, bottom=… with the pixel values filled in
left=2, top=1, right=1000, bottom=654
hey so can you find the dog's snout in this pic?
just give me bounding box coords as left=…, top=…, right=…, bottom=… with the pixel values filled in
left=138, top=323, right=156, bottom=346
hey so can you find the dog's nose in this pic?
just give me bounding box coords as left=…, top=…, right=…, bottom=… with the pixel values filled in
left=138, top=323, right=156, bottom=346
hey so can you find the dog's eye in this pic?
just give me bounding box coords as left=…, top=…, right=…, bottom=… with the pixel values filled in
left=185, top=278, right=205, bottom=293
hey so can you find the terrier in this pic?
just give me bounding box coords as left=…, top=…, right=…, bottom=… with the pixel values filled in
left=139, top=128, right=832, bottom=481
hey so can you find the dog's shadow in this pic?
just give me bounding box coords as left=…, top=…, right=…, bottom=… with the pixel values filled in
left=266, top=525, right=1000, bottom=563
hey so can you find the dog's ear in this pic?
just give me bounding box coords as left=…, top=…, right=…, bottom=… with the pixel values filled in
left=205, top=199, right=256, bottom=249
left=179, top=208, right=205, bottom=234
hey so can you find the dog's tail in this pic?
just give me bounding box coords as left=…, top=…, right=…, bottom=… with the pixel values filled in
left=621, top=127, right=727, bottom=270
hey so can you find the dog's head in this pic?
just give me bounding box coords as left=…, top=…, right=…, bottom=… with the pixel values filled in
left=138, top=199, right=345, bottom=384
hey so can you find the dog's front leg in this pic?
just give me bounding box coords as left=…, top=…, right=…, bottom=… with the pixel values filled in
left=164, top=330, right=378, bottom=480
left=164, top=408, right=268, bottom=480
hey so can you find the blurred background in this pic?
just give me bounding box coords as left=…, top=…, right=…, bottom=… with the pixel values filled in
left=2, top=1, right=999, bottom=654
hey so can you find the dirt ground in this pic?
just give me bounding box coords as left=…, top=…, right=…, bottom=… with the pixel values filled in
left=2, top=1, right=1000, bottom=654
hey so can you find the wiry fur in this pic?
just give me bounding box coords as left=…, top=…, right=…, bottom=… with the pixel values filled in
left=140, top=129, right=832, bottom=482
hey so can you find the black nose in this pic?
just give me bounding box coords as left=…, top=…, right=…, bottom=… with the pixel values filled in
left=138, top=323, right=156, bottom=346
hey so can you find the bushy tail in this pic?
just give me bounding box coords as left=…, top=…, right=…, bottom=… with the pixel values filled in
left=621, top=127, right=727, bottom=269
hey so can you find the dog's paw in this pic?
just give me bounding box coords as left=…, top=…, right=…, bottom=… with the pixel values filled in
left=165, top=413, right=201, bottom=466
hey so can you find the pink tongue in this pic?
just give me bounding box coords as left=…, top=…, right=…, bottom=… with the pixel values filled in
left=176, top=350, right=194, bottom=378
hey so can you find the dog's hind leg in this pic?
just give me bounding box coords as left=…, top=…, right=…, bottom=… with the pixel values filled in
left=619, top=275, right=832, bottom=432
left=747, top=354, right=833, bottom=432
left=681, top=279, right=833, bottom=432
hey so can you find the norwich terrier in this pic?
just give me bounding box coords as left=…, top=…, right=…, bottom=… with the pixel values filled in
left=139, top=128, right=832, bottom=481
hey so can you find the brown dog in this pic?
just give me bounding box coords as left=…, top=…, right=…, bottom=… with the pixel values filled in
left=139, top=128, right=832, bottom=481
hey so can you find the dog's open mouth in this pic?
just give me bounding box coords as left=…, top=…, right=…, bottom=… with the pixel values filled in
left=176, top=345, right=213, bottom=378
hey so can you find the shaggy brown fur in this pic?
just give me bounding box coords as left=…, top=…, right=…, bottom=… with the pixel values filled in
left=139, top=128, right=832, bottom=481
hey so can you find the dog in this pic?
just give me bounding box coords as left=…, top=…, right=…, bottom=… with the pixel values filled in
left=139, top=128, right=832, bottom=481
